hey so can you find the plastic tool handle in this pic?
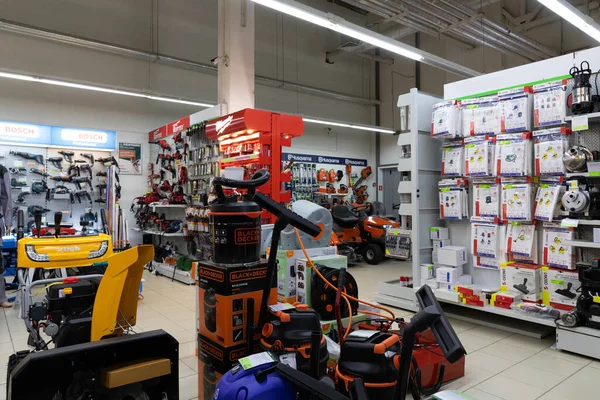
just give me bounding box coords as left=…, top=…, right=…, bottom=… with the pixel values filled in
left=16, top=210, right=24, bottom=240
left=100, top=209, right=108, bottom=234
left=54, top=212, right=62, bottom=237
left=253, top=192, right=321, bottom=238
left=34, top=210, right=42, bottom=238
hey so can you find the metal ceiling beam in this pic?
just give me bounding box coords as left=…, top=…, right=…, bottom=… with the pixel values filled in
left=512, top=1, right=600, bottom=32
left=0, top=18, right=382, bottom=106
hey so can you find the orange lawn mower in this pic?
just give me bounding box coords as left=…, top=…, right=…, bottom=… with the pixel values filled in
left=330, top=202, right=399, bottom=264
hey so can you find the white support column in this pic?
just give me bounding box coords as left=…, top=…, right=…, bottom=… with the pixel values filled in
left=218, top=0, right=255, bottom=113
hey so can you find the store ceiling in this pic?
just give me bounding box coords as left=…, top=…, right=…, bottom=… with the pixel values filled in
left=328, top=0, right=596, bottom=63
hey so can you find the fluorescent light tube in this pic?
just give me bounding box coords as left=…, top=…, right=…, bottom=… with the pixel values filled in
left=251, top=0, right=424, bottom=61
left=147, top=96, right=214, bottom=108
left=303, top=117, right=396, bottom=134
left=538, top=0, right=600, bottom=42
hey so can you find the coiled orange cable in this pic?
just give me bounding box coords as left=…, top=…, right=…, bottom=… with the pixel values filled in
left=294, top=228, right=396, bottom=322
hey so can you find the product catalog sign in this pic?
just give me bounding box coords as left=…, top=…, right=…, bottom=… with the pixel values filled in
left=51, top=126, right=117, bottom=150
left=0, top=121, right=51, bottom=145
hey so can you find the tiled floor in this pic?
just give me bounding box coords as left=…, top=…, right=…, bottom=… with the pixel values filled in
left=0, top=260, right=599, bottom=399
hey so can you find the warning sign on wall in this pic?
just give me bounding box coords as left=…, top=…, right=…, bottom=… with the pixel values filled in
left=118, top=142, right=142, bottom=175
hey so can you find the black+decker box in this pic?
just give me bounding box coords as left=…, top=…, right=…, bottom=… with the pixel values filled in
left=197, top=333, right=261, bottom=400
left=197, top=259, right=276, bottom=348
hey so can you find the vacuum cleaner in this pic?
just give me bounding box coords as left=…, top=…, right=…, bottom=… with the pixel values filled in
left=561, top=260, right=600, bottom=328
left=215, top=285, right=466, bottom=400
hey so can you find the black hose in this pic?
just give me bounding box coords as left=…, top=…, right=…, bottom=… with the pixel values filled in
left=212, top=169, right=270, bottom=189
left=213, top=170, right=270, bottom=201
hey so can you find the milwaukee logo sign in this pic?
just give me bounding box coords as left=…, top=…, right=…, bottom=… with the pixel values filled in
left=216, top=115, right=233, bottom=135
left=57, top=246, right=81, bottom=253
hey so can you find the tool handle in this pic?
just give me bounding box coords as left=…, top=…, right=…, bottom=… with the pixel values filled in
left=254, top=192, right=321, bottom=238
left=100, top=209, right=108, bottom=234
left=54, top=212, right=62, bottom=237
left=34, top=210, right=42, bottom=238
left=16, top=210, right=24, bottom=240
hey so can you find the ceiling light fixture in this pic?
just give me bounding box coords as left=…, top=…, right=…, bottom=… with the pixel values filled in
left=302, top=117, right=396, bottom=134
left=537, top=0, right=600, bottom=42
left=251, top=0, right=423, bottom=61
left=0, top=68, right=396, bottom=134
left=0, top=70, right=213, bottom=107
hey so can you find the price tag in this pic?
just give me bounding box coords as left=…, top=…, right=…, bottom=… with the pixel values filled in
left=238, top=352, right=277, bottom=370
left=561, top=219, right=579, bottom=228
left=572, top=115, right=589, bottom=131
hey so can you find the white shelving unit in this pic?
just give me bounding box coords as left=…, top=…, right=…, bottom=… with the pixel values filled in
left=132, top=227, right=186, bottom=237
left=375, top=89, right=442, bottom=311
left=562, top=239, right=600, bottom=249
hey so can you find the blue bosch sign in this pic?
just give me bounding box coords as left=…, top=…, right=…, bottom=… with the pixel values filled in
left=282, top=152, right=367, bottom=166
left=0, top=120, right=116, bottom=150
left=51, top=126, right=117, bottom=150
left=0, top=121, right=51, bottom=145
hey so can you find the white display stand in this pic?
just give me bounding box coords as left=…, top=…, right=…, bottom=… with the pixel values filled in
left=375, top=89, right=441, bottom=311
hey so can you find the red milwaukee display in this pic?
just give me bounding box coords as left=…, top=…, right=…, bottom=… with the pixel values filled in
left=206, top=109, right=304, bottom=223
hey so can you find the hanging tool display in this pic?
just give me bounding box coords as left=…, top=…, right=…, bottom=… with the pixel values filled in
left=58, top=150, right=74, bottom=163
left=10, top=178, right=27, bottom=188
left=72, top=176, right=93, bottom=192
left=96, top=156, right=119, bottom=168
left=48, top=157, right=64, bottom=169
left=74, top=190, right=92, bottom=205
left=27, top=205, right=51, bottom=217
left=9, top=151, right=44, bottom=165
left=50, top=175, right=72, bottom=183
left=31, top=180, right=48, bottom=194
left=80, top=153, right=95, bottom=164
left=14, top=192, right=30, bottom=204
left=568, top=61, right=599, bottom=115
left=8, top=167, right=27, bottom=175
left=29, top=168, right=49, bottom=178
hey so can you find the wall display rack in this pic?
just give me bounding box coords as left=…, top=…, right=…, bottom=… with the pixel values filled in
left=0, top=120, right=119, bottom=241
left=141, top=106, right=224, bottom=284
left=375, top=89, right=442, bottom=311
left=396, top=50, right=600, bottom=345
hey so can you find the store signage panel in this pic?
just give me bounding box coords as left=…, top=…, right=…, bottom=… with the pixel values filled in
left=149, top=126, right=168, bottom=141
left=282, top=152, right=367, bottom=166
left=0, top=121, right=51, bottom=145
left=51, top=126, right=117, bottom=150
left=167, top=116, right=190, bottom=136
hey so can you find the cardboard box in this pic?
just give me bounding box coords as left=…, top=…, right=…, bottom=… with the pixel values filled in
left=436, top=266, right=464, bottom=283
left=197, top=260, right=276, bottom=348
left=295, top=254, right=348, bottom=307
left=438, top=246, right=467, bottom=266
left=500, top=263, right=541, bottom=302
left=490, top=292, right=521, bottom=307
left=434, top=288, right=461, bottom=303
left=542, top=267, right=579, bottom=310
left=420, top=278, right=437, bottom=289
left=430, top=227, right=449, bottom=240
left=432, top=239, right=452, bottom=250
left=432, top=250, right=439, bottom=263
left=459, top=274, right=472, bottom=285
left=421, top=264, right=435, bottom=279
left=275, top=246, right=337, bottom=302
left=198, top=333, right=261, bottom=400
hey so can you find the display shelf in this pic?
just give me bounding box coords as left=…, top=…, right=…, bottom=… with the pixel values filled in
left=562, top=239, right=600, bottom=248
left=564, top=172, right=600, bottom=178
left=314, top=192, right=346, bottom=196
left=556, top=320, right=600, bottom=359
left=149, top=204, right=187, bottom=209
left=565, top=111, right=600, bottom=122
left=560, top=219, right=600, bottom=227
left=152, top=262, right=195, bottom=285
left=132, top=227, right=186, bottom=237
left=435, top=296, right=557, bottom=328
left=376, top=89, right=442, bottom=311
